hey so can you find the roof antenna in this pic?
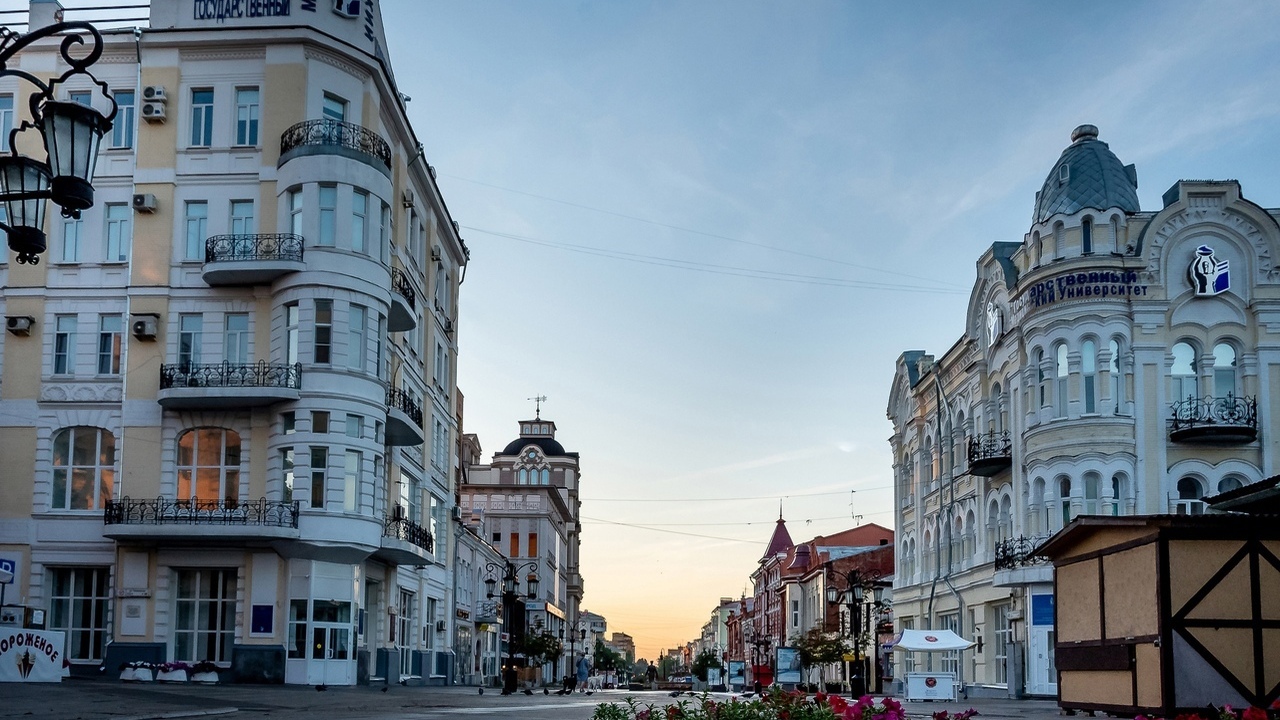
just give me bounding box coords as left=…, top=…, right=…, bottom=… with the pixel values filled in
left=528, top=395, right=547, bottom=419
left=778, top=500, right=784, bottom=521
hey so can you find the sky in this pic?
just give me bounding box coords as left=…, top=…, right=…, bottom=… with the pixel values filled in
left=380, top=0, right=1280, bottom=660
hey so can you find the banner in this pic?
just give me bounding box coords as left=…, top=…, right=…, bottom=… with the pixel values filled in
left=727, top=660, right=745, bottom=685
left=775, top=647, right=802, bottom=684
left=0, top=629, right=65, bottom=683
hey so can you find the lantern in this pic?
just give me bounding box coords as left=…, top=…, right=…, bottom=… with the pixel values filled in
left=0, top=155, right=52, bottom=262
left=39, top=99, right=111, bottom=213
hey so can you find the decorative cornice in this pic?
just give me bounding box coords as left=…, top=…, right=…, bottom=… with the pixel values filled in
left=40, top=382, right=123, bottom=403
left=304, top=47, right=368, bottom=80
left=179, top=48, right=267, bottom=62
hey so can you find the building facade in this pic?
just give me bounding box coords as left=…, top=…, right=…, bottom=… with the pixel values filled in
left=459, top=415, right=584, bottom=685
left=0, top=0, right=466, bottom=686
left=888, top=124, right=1280, bottom=697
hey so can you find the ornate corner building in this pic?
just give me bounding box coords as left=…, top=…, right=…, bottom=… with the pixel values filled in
left=0, top=0, right=466, bottom=685
left=887, top=124, right=1280, bottom=697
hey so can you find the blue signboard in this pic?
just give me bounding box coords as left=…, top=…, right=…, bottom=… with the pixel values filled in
left=1031, top=594, right=1054, bottom=626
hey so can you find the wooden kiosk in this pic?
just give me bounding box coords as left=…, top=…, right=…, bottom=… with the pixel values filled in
left=1037, top=515, right=1280, bottom=716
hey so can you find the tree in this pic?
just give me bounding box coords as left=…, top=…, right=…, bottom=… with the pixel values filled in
left=593, top=639, right=626, bottom=675
left=521, top=630, right=563, bottom=672
left=690, top=648, right=723, bottom=683
left=658, top=654, right=679, bottom=679
left=790, top=628, right=849, bottom=687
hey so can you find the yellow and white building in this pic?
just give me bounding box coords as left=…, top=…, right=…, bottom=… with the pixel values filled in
left=888, top=124, right=1280, bottom=697
left=0, top=0, right=466, bottom=685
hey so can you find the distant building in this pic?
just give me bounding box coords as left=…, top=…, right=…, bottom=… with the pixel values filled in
left=607, top=632, right=636, bottom=666
left=888, top=124, right=1280, bottom=697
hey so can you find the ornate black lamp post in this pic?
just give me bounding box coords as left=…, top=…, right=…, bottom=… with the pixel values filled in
left=0, top=22, right=116, bottom=265
left=826, top=568, right=876, bottom=697
left=484, top=560, right=539, bottom=695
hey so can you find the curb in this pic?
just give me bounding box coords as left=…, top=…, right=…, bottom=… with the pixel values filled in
left=118, top=708, right=239, bottom=720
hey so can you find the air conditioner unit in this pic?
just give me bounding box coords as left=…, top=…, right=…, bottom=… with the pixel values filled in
left=132, top=193, right=157, bottom=212
left=427, top=164, right=437, bottom=179
left=451, top=505, right=462, bottom=521
left=401, top=189, right=414, bottom=208
left=142, top=85, right=167, bottom=102
left=443, top=319, right=454, bottom=335
left=131, top=314, right=159, bottom=340
left=5, top=315, right=34, bottom=336
left=431, top=244, right=441, bottom=261
left=141, top=102, right=166, bottom=122
left=435, top=620, right=446, bottom=632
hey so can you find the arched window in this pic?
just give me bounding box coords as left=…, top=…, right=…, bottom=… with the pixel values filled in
left=1213, top=343, right=1237, bottom=397
left=999, top=496, right=1013, bottom=541
left=922, top=436, right=934, bottom=488
left=1030, top=477, right=1045, bottom=534
left=944, top=418, right=954, bottom=477
left=1082, top=340, right=1097, bottom=413
left=1177, top=477, right=1205, bottom=515
left=1032, top=231, right=1041, bottom=266
left=517, top=469, right=528, bottom=485
left=1171, top=342, right=1199, bottom=402
left=1110, top=474, right=1126, bottom=516
left=1111, top=215, right=1122, bottom=254
left=1081, top=217, right=1093, bottom=255
left=176, top=428, right=241, bottom=503
left=991, top=383, right=1003, bottom=433
left=986, top=500, right=999, bottom=556
left=923, top=530, right=933, bottom=578
left=1059, top=476, right=1073, bottom=527
left=951, top=517, right=963, bottom=568
left=964, top=510, right=976, bottom=560
left=1084, top=472, right=1100, bottom=515
left=51, top=426, right=116, bottom=510
left=1218, top=476, right=1244, bottom=494
left=1053, top=222, right=1064, bottom=260
left=1055, top=343, right=1069, bottom=418
left=540, top=468, right=551, bottom=485
left=1034, top=349, right=1047, bottom=410
left=1109, top=338, right=1123, bottom=410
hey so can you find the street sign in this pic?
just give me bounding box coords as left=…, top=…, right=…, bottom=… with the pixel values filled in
left=0, top=558, right=15, bottom=583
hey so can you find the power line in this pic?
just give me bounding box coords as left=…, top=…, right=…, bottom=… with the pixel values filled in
left=580, top=515, right=762, bottom=543
left=441, top=172, right=969, bottom=289
left=584, top=490, right=857, bottom=503
left=582, top=514, right=851, bottom=527
left=465, top=225, right=967, bottom=294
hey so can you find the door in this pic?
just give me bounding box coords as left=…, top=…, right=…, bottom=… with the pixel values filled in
left=1027, top=626, right=1057, bottom=696
left=306, top=600, right=354, bottom=686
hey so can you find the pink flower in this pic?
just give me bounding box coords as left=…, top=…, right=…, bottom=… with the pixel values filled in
left=1243, top=707, right=1267, bottom=720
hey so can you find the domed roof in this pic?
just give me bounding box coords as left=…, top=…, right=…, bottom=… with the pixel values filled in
left=1034, top=124, right=1139, bottom=225
left=501, top=436, right=566, bottom=456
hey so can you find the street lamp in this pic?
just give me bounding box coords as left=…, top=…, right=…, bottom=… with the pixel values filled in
left=484, top=560, right=539, bottom=695
left=826, top=568, right=878, bottom=697
left=0, top=22, right=117, bottom=264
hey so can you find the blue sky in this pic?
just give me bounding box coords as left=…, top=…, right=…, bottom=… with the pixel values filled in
left=382, top=0, right=1280, bottom=657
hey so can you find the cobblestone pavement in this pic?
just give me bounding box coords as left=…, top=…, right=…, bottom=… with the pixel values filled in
left=0, top=679, right=1065, bottom=720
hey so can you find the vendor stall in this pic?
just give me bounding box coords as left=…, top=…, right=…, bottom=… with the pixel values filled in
left=892, top=629, right=974, bottom=701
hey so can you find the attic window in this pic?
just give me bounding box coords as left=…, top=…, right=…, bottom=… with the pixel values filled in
left=1058, top=164, right=1070, bottom=184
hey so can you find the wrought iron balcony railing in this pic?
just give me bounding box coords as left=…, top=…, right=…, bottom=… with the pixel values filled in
left=391, top=266, right=416, bottom=310
left=994, top=534, right=1052, bottom=570
left=279, top=118, right=391, bottom=169
left=160, top=361, right=302, bottom=390
left=105, top=496, right=300, bottom=528
left=384, top=514, right=434, bottom=554
left=205, top=233, right=304, bottom=263
left=967, top=431, right=1012, bottom=476
left=1169, top=394, right=1258, bottom=442
left=386, top=387, right=424, bottom=427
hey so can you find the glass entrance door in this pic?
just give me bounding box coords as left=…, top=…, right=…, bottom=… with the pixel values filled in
left=305, top=600, right=354, bottom=686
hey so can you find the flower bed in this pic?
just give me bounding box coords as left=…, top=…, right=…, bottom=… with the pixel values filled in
left=592, top=689, right=934, bottom=720
left=156, top=661, right=191, bottom=683
left=120, top=661, right=154, bottom=682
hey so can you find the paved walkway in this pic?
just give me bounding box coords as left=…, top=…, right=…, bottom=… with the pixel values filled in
left=0, top=679, right=1065, bottom=720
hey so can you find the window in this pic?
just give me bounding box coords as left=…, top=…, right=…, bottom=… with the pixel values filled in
left=433, top=418, right=447, bottom=470
left=281, top=448, right=294, bottom=503
left=224, top=313, right=249, bottom=364
left=435, top=264, right=448, bottom=311
left=348, top=304, right=367, bottom=370
left=344, top=450, right=359, bottom=512
left=425, top=597, right=438, bottom=649
left=310, top=447, right=328, bottom=509
left=184, top=201, right=208, bottom=261
left=49, top=567, right=111, bottom=662
left=380, top=202, right=391, bottom=263
left=318, top=185, right=336, bottom=246
left=1109, top=339, right=1123, bottom=410
left=190, top=89, right=214, bottom=146
left=1084, top=473, right=1100, bottom=515
left=374, top=314, right=385, bottom=379
left=176, top=428, right=240, bottom=503
left=1081, top=340, right=1097, bottom=413
left=97, top=314, right=122, bottom=375
left=1053, top=222, right=1064, bottom=259
left=61, top=215, right=83, bottom=263
left=54, top=315, right=77, bottom=375
left=435, top=343, right=448, bottom=389
left=234, top=87, right=259, bottom=146
left=1081, top=218, right=1093, bottom=255
left=1055, top=343, right=1069, bottom=417
left=281, top=411, right=296, bottom=435
left=1110, top=475, right=1125, bottom=516
left=69, top=90, right=91, bottom=105
left=112, top=90, right=135, bottom=148
left=51, top=426, right=115, bottom=510
left=322, top=93, right=346, bottom=122
left=939, top=613, right=960, bottom=674
left=994, top=605, right=1012, bottom=686
left=1219, top=476, right=1244, bottom=494
left=791, top=599, right=799, bottom=631
left=285, top=303, right=299, bottom=364
left=288, top=189, right=303, bottom=236
left=345, top=414, right=363, bottom=439
left=508, top=531, right=522, bottom=558
left=105, top=204, right=131, bottom=262
left=1171, top=342, right=1199, bottom=402
left=174, top=568, right=236, bottom=663
left=1060, top=477, right=1073, bottom=527
left=901, top=618, right=916, bottom=673
left=312, top=410, right=330, bottom=434
left=230, top=200, right=255, bottom=235
left=178, top=314, right=203, bottom=369
left=0, top=94, right=12, bottom=151
left=1213, top=343, right=1237, bottom=397
left=1034, top=348, right=1047, bottom=409
left=432, top=496, right=446, bottom=546
left=397, top=589, right=414, bottom=675
left=314, top=299, right=332, bottom=364
left=1177, top=477, right=1205, bottom=515
left=528, top=532, right=539, bottom=557
left=351, top=190, right=368, bottom=253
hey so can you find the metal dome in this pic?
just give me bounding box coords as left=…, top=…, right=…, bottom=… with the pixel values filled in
left=1034, top=124, right=1139, bottom=224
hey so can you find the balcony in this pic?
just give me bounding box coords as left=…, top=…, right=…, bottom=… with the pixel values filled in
left=388, top=266, right=417, bottom=332
left=103, top=496, right=300, bottom=542
left=967, top=432, right=1012, bottom=476
left=279, top=118, right=391, bottom=173
left=1169, top=394, right=1258, bottom=444
left=994, top=534, right=1052, bottom=570
left=158, top=362, right=301, bottom=409
left=202, top=233, right=305, bottom=286
left=385, top=387, right=425, bottom=446
left=375, top=510, right=435, bottom=565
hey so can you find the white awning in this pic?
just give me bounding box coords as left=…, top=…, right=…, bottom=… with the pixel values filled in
left=890, top=629, right=975, bottom=652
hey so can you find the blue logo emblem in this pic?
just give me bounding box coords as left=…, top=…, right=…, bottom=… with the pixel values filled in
left=1189, top=245, right=1229, bottom=296
left=333, top=0, right=360, bottom=19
